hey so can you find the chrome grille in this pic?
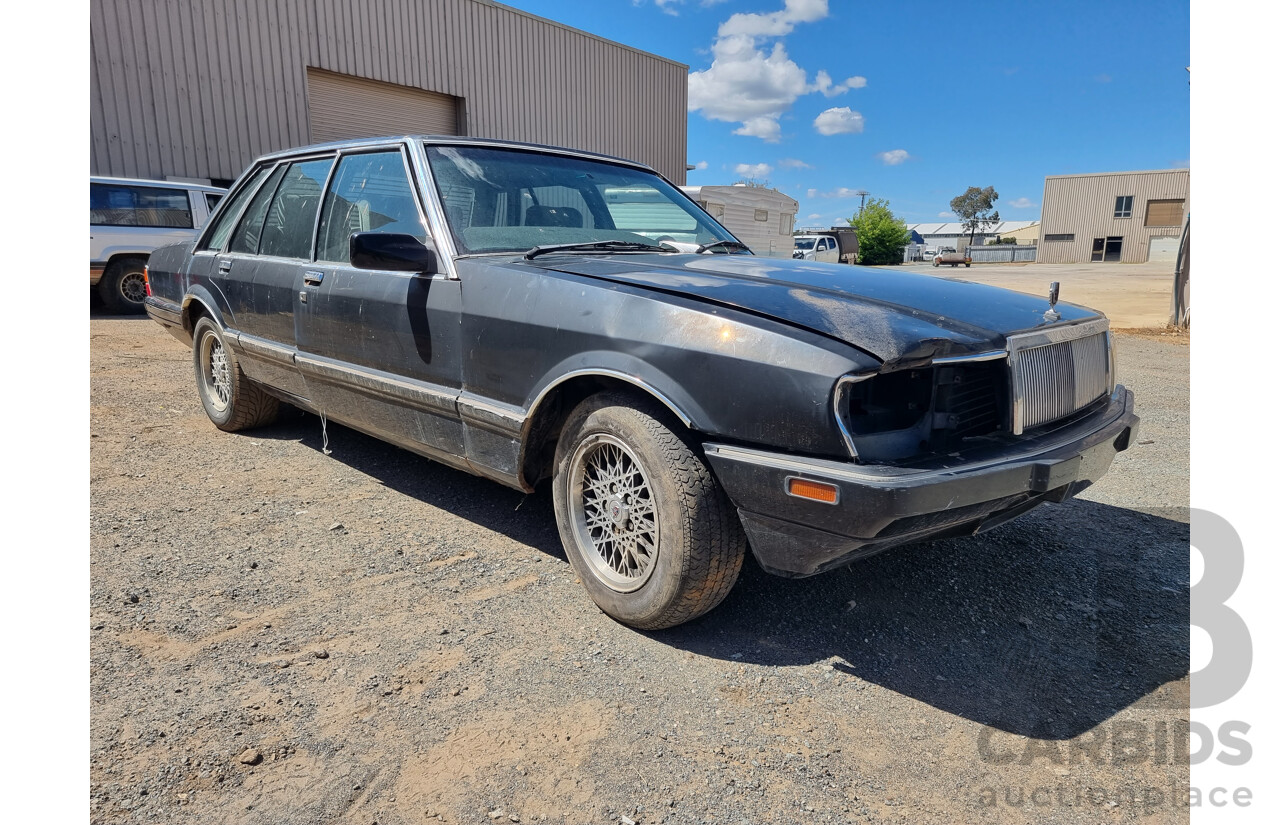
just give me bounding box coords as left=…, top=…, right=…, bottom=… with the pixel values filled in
left=1007, top=320, right=1112, bottom=434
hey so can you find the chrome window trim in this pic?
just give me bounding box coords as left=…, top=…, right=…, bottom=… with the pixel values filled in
left=407, top=140, right=461, bottom=280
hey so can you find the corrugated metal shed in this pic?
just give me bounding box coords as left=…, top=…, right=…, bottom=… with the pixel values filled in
left=1037, top=169, right=1189, bottom=263
left=90, top=0, right=689, bottom=184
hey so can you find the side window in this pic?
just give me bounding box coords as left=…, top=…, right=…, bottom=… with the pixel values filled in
left=316, top=151, right=425, bottom=263
left=204, top=192, right=223, bottom=213
left=203, top=165, right=272, bottom=252
left=90, top=183, right=193, bottom=228
left=229, top=165, right=287, bottom=254
left=258, top=158, right=334, bottom=259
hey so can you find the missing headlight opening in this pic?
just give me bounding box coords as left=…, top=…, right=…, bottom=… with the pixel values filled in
left=840, top=362, right=1008, bottom=463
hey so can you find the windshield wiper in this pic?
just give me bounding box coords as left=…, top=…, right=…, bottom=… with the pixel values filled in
left=695, top=239, right=752, bottom=254
left=524, top=241, right=672, bottom=260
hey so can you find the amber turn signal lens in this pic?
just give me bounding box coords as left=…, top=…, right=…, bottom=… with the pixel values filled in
left=786, top=477, right=839, bottom=504
left=143, top=265, right=152, bottom=297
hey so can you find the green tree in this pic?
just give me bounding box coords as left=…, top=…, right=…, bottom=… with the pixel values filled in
left=846, top=198, right=911, bottom=265
left=950, top=186, right=1000, bottom=250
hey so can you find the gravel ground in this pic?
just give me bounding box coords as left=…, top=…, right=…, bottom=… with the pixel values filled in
left=90, top=317, right=1189, bottom=824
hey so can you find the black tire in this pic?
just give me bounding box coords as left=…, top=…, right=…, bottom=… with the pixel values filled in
left=192, top=316, right=279, bottom=432
left=964, top=262, right=971, bottom=267
left=551, top=392, right=746, bottom=629
left=98, top=256, right=149, bottom=314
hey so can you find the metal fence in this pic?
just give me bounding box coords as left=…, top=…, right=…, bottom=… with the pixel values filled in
left=968, top=245, right=1038, bottom=263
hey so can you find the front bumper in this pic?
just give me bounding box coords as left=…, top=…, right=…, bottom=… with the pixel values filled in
left=704, top=385, right=1138, bottom=577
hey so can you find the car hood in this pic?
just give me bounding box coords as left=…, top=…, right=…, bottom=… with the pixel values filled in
left=525, top=254, right=1101, bottom=367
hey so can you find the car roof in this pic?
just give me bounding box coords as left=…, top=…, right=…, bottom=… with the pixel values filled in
left=91, top=176, right=227, bottom=193
left=250, top=135, right=657, bottom=174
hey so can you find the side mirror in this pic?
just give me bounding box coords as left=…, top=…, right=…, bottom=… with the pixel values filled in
left=350, top=232, right=437, bottom=274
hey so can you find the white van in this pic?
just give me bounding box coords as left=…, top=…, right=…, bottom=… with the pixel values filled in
left=91, top=177, right=226, bottom=312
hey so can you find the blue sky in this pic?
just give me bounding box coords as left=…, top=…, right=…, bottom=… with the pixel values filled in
left=502, top=0, right=1190, bottom=228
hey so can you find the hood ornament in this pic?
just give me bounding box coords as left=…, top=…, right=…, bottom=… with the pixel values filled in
left=1043, top=281, right=1061, bottom=322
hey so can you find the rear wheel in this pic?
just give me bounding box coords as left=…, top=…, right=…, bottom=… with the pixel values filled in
left=192, top=316, right=279, bottom=432
left=552, top=392, right=746, bottom=629
left=98, top=256, right=148, bottom=314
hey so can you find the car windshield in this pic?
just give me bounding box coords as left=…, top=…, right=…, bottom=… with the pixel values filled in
left=793, top=238, right=816, bottom=250
left=425, top=145, right=739, bottom=254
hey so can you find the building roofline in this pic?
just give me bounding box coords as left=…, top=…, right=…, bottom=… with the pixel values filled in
left=482, top=0, right=688, bottom=70
left=1045, top=168, right=1189, bottom=180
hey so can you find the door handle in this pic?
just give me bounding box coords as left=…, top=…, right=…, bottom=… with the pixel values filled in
left=218, top=259, right=232, bottom=273
left=303, top=270, right=324, bottom=286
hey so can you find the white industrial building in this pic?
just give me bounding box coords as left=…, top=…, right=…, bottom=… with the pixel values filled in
left=907, top=221, right=1041, bottom=251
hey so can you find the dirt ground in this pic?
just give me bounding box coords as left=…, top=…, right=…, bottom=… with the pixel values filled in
left=889, top=262, right=1178, bottom=330
left=90, top=316, right=1190, bottom=824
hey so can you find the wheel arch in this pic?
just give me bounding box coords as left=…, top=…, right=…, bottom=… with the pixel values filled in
left=518, top=367, right=703, bottom=489
left=181, top=286, right=230, bottom=340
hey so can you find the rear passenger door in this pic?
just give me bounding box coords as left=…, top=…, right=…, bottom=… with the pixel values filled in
left=185, top=163, right=277, bottom=329
left=295, top=147, right=466, bottom=463
left=246, top=157, right=334, bottom=347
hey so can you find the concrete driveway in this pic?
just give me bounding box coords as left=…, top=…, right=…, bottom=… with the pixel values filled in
left=883, top=261, right=1177, bottom=328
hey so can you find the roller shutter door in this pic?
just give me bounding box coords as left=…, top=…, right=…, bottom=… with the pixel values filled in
left=306, top=68, right=460, bottom=143
left=1148, top=236, right=1180, bottom=262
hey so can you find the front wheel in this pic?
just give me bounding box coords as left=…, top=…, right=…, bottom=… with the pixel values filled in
left=192, top=316, right=279, bottom=432
left=552, top=393, right=746, bottom=629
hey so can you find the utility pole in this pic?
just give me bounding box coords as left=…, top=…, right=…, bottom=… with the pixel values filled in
left=854, top=190, right=870, bottom=216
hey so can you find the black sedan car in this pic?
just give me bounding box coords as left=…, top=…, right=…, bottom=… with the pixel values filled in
left=144, top=136, right=1138, bottom=629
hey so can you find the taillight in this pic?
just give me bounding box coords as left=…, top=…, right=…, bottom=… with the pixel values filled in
left=143, top=265, right=152, bottom=297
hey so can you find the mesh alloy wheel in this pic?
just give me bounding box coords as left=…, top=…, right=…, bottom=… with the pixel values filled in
left=566, top=433, right=660, bottom=593
left=199, top=331, right=232, bottom=413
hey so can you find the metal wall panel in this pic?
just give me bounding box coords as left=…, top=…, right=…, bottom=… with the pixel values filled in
left=1037, top=169, right=1189, bottom=264
left=90, top=0, right=689, bottom=184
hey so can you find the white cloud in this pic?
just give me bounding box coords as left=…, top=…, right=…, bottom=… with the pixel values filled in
left=1007, top=197, right=1035, bottom=208
left=689, top=1, right=866, bottom=142
left=734, top=116, right=783, bottom=142
left=813, top=71, right=867, bottom=97
left=806, top=212, right=821, bottom=220
left=735, top=162, right=773, bottom=178
left=1095, top=73, right=1112, bottom=83
left=938, top=211, right=953, bottom=218
left=634, top=0, right=684, bottom=15
left=813, top=107, right=865, bottom=135
left=701, top=0, right=730, bottom=5
left=809, top=187, right=865, bottom=199
left=692, top=160, right=709, bottom=170
left=779, top=158, right=812, bottom=169
left=876, top=149, right=910, bottom=166
left=717, top=0, right=829, bottom=38
left=806, top=188, right=818, bottom=199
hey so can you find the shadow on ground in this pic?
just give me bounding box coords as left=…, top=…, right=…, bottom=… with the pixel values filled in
left=256, top=410, right=1189, bottom=741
